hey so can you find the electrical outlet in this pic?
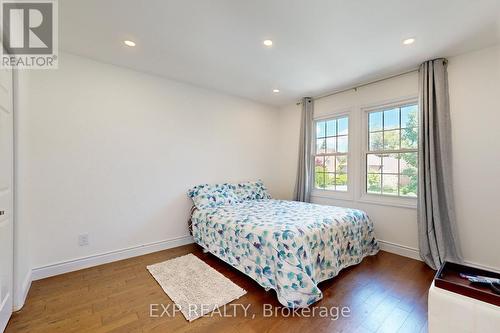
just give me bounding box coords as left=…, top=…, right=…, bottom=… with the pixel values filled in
left=78, top=233, right=89, bottom=246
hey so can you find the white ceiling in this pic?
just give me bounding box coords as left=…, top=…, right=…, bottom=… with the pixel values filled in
left=60, top=0, right=500, bottom=106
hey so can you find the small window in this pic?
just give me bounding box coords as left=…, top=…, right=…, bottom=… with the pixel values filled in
left=366, top=104, right=418, bottom=197
left=314, top=116, right=349, bottom=191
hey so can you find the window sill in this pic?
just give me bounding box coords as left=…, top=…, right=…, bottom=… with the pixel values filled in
left=311, top=192, right=417, bottom=210
left=358, top=194, right=417, bottom=209
left=311, top=189, right=354, bottom=201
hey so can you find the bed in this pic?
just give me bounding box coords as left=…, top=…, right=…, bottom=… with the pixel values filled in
left=188, top=182, right=379, bottom=308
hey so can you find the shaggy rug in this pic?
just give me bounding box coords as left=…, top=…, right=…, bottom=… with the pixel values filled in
left=147, top=253, right=247, bottom=321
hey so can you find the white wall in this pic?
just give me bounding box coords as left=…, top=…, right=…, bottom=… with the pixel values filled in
left=19, top=53, right=280, bottom=273
left=448, top=45, right=500, bottom=271
left=277, top=45, right=500, bottom=271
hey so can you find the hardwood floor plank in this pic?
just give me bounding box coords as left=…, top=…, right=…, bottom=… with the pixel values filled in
left=6, top=245, right=434, bottom=333
left=360, top=295, right=402, bottom=332
left=397, top=308, right=426, bottom=333
left=376, top=307, right=410, bottom=333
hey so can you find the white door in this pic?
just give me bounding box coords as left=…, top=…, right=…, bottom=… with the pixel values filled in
left=0, top=68, right=13, bottom=332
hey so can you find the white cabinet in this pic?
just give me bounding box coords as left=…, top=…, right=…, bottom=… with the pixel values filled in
left=429, top=281, right=500, bottom=333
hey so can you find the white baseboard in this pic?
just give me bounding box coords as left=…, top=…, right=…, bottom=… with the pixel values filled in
left=0, top=293, right=11, bottom=333
left=377, top=239, right=421, bottom=261
left=377, top=240, right=500, bottom=273
left=13, top=270, right=32, bottom=311
left=32, top=235, right=194, bottom=281
left=30, top=237, right=418, bottom=281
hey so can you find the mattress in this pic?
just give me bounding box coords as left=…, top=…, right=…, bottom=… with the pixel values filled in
left=191, top=199, right=379, bottom=308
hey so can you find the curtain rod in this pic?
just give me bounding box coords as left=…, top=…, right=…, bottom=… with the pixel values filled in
left=296, top=67, right=419, bottom=105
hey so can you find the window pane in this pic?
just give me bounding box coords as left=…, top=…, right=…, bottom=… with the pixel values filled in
left=337, top=136, right=348, bottom=153
left=315, top=155, right=325, bottom=189
left=336, top=156, right=347, bottom=173
left=367, top=173, right=381, bottom=194
left=400, top=152, right=418, bottom=197
left=400, top=152, right=418, bottom=175
left=369, top=132, right=383, bottom=151
left=367, top=154, right=382, bottom=173
left=316, top=121, right=326, bottom=138
left=316, top=138, right=326, bottom=154
left=383, top=130, right=400, bottom=150
left=325, top=173, right=335, bottom=190
left=382, top=154, right=399, bottom=174
left=369, top=112, right=383, bottom=132
left=314, top=115, right=349, bottom=193
left=400, top=174, right=418, bottom=197
left=384, top=108, right=400, bottom=130
left=325, top=156, right=335, bottom=173
left=315, top=156, right=325, bottom=172
left=325, top=137, right=336, bottom=153
left=338, top=117, right=348, bottom=135
left=401, top=127, right=418, bottom=149
left=336, top=173, right=348, bottom=191
left=326, top=119, right=337, bottom=137
left=315, top=172, right=326, bottom=189
left=366, top=104, right=418, bottom=198
left=401, top=105, right=418, bottom=128
left=382, top=174, right=398, bottom=196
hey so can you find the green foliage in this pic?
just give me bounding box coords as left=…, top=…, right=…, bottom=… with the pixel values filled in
left=315, top=166, right=326, bottom=189
left=401, top=112, right=418, bottom=149
left=369, top=132, right=383, bottom=151
left=384, top=130, right=399, bottom=150
left=400, top=112, right=418, bottom=196
left=367, top=174, right=381, bottom=193
left=315, top=166, right=347, bottom=189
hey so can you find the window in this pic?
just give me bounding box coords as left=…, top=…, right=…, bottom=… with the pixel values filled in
left=366, top=103, right=418, bottom=197
left=314, top=116, right=348, bottom=191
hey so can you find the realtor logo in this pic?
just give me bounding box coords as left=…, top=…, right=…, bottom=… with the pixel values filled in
left=1, top=0, right=58, bottom=68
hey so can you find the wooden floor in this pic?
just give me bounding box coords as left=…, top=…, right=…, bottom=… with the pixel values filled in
left=6, top=244, right=435, bottom=333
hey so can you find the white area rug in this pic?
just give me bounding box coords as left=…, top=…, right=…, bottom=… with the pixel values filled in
left=147, top=253, right=247, bottom=321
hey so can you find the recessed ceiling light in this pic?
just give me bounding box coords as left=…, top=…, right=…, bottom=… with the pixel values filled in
left=263, top=39, right=273, bottom=47
left=403, top=38, right=415, bottom=45
left=272, top=89, right=280, bottom=93
left=124, top=40, right=136, bottom=47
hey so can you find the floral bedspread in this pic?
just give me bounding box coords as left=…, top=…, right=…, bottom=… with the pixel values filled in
left=191, top=199, right=379, bottom=308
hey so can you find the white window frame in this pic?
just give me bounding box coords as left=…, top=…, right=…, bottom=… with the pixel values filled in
left=359, top=97, right=418, bottom=208
left=312, top=109, right=353, bottom=201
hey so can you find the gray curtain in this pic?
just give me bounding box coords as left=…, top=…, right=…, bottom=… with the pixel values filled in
left=418, top=59, right=462, bottom=270
left=293, top=97, right=314, bottom=202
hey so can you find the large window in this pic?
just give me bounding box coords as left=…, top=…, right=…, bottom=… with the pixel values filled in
left=314, top=116, right=348, bottom=191
left=366, top=103, right=418, bottom=197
